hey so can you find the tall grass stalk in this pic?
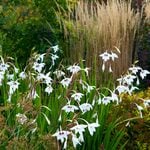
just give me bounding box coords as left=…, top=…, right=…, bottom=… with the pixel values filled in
left=144, top=1, right=150, bottom=21
left=63, top=0, right=141, bottom=83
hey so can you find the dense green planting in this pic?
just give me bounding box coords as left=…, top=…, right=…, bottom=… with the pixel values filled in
left=0, top=0, right=150, bottom=149
left=0, top=46, right=150, bottom=149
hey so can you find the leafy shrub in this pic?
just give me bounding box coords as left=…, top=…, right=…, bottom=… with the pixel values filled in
left=0, top=0, right=76, bottom=67
left=113, top=89, right=150, bottom=149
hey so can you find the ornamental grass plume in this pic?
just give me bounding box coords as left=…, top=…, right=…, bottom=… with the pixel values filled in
left=63, top=0, right=141, bottom=82
left=144, top=1, right=150, bottom=21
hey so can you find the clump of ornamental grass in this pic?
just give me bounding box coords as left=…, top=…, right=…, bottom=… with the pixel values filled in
left=63, top=0, right=141, bottom=82
left=144, top=1, right=150, bottom=22
left=0, top=45, right=150, bottom=149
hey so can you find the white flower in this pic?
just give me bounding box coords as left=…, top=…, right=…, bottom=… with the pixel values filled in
left=87, top=122, right=100, bottom=136
left=135, top=103, right=143, bottom=118
left=44, top=72, right=53, bottom=85
left=117, top=74, right=136, bottom=85
left=128, top=86, right=139, bottom=95
left=16, top=113, right=28, bottom=125
left=140, top=69, right=150, bottom=79
left=70, top=124, right=87, bottom=134
left=45, top=85, right=53, bottom=95
left=0, top=63, right=9, bottom=72
left=79, top=103, right=93, bottom=114
left=70, top=124, right=87, bottom=142
left=111, top=92, right=119, bottom=103
left=110, top=51, right=118, bottom=61
left=37, top=72, right=53, bottom=85
left=36, top=73, right=45, bottom=81
left=51, top=54, right=59, bottom=66
left=62, top=104, right=78, bottom=113
left=102, top=96, right=112, bottom=105
left=129, top=66, right=142, bottom=74
left=72, top=134, right=81, bottom=148
left=33, top=62, right=45, bottom=73
left=53, top=70, right=65, bottom=78
left=53, top=130, right=70, bottom=144
left=19, top=71, right=27, bottom=79
left=135, top=103, right=143, bottom=111
left=71, top=92, right=84, bottom=102
left=143, top=100, right=150, bottom=107
left=7, top=80, right=20, bottom=95
left=115, top=85, right=129, bottom=94
left=52, top=45, right=59, bottom=53
left=81, top=67, right=90, bottom=76
left=99, top=51, right=111, bottom=62
left=87, top=85, right=95, bottom=93
left=67, top=64, right=81, bottom=74
left=60, top=77, right=72, bottom=88
left=124, top=74, right=137, bottom=85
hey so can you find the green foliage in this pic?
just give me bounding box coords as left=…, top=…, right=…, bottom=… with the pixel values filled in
left=0, top=0, right=77, bottom=67
left=113, top=89, right=150, bottom=149
left=0, top=52, right=126, bottom=149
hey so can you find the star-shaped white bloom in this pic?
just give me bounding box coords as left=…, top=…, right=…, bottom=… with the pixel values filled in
left=37, top=73, right=45, bottom=81
left=87, top=122, right=100, bottom=136
left=99, top=51, right=111, bottom=62
left=62, top=104, right=78, bottom=113
left=51, top=54, right=59, bottom=66
left=51, top=45, right=59, bottom=53
left=115, top=85, right=129, bottom=94
left=0, top=63, right=9, bottom=72
left=110, top=51, right=118, bottom=61
left=7, top=80, right=20, bottom=95
left=19, top=71, right=27, bottom=79
left=44, top=72, right=53, bottom=85
left=67, top=64, right=81, bottom=74
left=111, top=92, right=119, bottom=103
left=135, top=103, right=143, bottom=118
left=33, top=62, right=45, bottom=73
left=143, top=100, right=150, bottom=107
left=128, top=86, right=139, bottom=95
left=87, top=85, right=95, bottom=93
left=102, top=96, right=112, bottom=105
left=81, top=67, right=90, bottom=76
left=71, top=92, right=84, bottom=102
left=37, top=73, right=53, bottom=85
left=117, top=74, right=136, bottom=85
left=129, top=66, right=142, bottom=74
left=70, top=124, right=87, bottom=135
left=140, top=69, right=150, bottom=79
left=72, top=134, right=81, bottom=148
left=53, top=70, right=65, bottom=78
left=53, top=130, right=70, bottom=144
left=79, top=103, right=93, bottom=114
left=60, top=77, right=72, bottom=88
left=45, top=85, right=53, bottom=95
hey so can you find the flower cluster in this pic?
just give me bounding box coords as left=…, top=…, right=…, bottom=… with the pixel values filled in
left=1, top=47, right=150, bottom=149
left=99, top=50, right=119, bottom=72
